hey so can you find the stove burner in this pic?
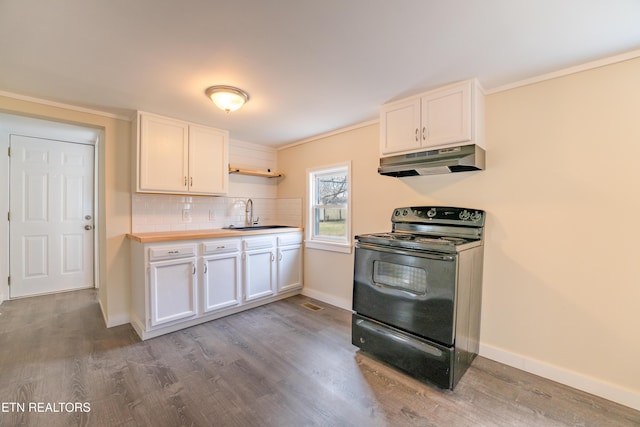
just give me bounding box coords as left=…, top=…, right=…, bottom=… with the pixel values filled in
left=416, top=236, right=467, bottom=245
left=356, top=232, right=477, bottom=253
left=373, top=233, right=467, bottom=245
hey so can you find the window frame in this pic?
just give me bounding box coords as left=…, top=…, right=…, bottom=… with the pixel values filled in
left=305, top=162, right=352, bottom=254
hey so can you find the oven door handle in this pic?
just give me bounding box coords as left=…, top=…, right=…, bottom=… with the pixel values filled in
left=356, top=242, right=456, bottom=261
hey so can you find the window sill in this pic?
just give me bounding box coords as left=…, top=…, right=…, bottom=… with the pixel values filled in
left=304, top=239, right=352, bottom=254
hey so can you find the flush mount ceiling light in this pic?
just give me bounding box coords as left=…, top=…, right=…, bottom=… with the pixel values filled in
left=205, top=85, right=250, bottom=112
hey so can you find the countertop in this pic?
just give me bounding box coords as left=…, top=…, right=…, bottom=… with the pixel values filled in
left=126, top=226, right=303, bottom=243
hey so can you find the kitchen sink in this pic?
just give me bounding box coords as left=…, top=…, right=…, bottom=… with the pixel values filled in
left=223, top=225, right=296, bottom=231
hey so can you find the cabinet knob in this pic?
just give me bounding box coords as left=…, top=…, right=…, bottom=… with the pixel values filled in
left=422, top=126, right=426, bottom=140
left=415, top=128, right=419, bottom=142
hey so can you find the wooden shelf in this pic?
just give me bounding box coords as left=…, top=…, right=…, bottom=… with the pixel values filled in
left=228, top=166, right=283, bottom=178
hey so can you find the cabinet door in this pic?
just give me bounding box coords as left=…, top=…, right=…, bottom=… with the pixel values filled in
left=139, top=113, right=189, bottom=193
left=277, top=245, right=303, bottom=292
left=149, top=258, right=196, bottom=326
left=188, top=125, right=229, bottom=195
left=380, top=97, right=422, bottom=155
left=243, top=249, right=275, bottom=301
left=202, top=252, right=241, bottom=313
left=421, top=82, right=471, bottom=148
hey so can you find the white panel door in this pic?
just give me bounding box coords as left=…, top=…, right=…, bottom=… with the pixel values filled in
left=202, top=252, right=241, bottom=313
left=138, top=113, right=189, bottom=193
left=277, top=245, right=303, bottom=293
left=149, top=257, right=197, bottom=326
left=421, top=82, right=471, bottom=148
left=9, top=135, right=94, bottom=298
left=380, top=97, right=422, bottom=155
left=188, top=124, right=228, bottom=195
left=243, top=249, right=275, bottom=302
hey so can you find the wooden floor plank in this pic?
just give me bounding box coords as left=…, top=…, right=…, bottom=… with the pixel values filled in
left=0, top=289, right=638, bottom=426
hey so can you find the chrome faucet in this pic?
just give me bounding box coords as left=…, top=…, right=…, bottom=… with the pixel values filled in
left=245, top=198, right=258, bottom=227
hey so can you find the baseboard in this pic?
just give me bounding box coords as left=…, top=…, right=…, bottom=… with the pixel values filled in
left=301, top=287, right=351, bottom=311
left=480, top=342, right=640, bottom=411
left=98, top=298, right=130, bottom=328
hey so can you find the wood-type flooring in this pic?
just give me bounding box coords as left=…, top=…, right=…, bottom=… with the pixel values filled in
left=0, top=289, right=638, bottom=426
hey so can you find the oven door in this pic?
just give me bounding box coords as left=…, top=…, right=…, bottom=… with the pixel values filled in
left=353, top=242, right=457, bottom=346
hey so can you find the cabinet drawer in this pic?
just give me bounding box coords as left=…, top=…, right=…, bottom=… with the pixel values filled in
left=243, top=237, right=274, bottom=251
left=277, top=233, right=303, bottom=246
left=148, top=244, right=196, bottom=261
left=201, top=239, right=241, bottom=255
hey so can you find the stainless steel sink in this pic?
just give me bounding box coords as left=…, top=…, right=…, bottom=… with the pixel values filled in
left=224, top=225, right=296, bottom=231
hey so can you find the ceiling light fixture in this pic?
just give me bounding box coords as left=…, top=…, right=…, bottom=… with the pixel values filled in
left=205, top=85, right=250, bottom=112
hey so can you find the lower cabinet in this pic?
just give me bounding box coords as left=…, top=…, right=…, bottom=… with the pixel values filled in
left=277, top=233, right=303, bottom=293
left=242, top=236, right=276, bottom=302
left=149, top=257, right=197, bottom=326
left=201, top=239, right=242, bottom=313
left=130, top=231, right=304, bottom=340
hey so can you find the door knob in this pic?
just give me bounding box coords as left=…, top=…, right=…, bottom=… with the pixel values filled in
left=84, top=225, right=93, bottom=230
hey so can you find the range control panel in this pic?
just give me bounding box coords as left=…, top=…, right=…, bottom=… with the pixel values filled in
left=391, top=206, right=485, bottom=226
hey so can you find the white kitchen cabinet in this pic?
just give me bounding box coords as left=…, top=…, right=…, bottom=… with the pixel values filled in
left=129, top=230, right=303, bottom=340
left=136, top=111, right=229, bottom=195
left=148, top=245, right=197, bottom=327
left=380, top=79, right=484, bottom=156
left=277, top=232, right=303, bottom=293
left=242, top=236, right=276, bottom=302
left=201, top=239, right=241, bottom=313
left=188, top=124, right=228, bottom=194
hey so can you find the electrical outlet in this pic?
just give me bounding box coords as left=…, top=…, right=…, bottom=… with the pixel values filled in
left=208, top=209, right=215, bottom=221
left=182, top=209, right=192, bottom=223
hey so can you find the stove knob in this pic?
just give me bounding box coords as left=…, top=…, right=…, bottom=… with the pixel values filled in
left=402, top=209, right=409, bottom=216
left=394, top=209, right=401, bottom=217
left=459, top=210, right=470, bottom=220
left=471, top=211, right=482, bottom=222
left=426, top=208, right=436, bottom=218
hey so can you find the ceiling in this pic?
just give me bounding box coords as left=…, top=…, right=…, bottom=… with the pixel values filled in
left=1, top=1, right=640, bottom=147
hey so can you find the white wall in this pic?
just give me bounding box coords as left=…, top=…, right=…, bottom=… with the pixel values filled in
left=277, top=57, right=640, bottom=410
left=228, top=139, right=279, bottom=198
left=0, top=95, right=132, bottom=327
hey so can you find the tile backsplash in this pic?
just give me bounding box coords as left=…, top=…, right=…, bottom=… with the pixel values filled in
left=132, top=194, right=302, bottom=233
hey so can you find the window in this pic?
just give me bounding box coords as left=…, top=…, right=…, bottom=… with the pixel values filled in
left=306, top=162, right=351, bottom=253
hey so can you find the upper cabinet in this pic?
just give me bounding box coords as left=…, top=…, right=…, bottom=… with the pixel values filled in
left=380, top=79, right=484, bottom=157
left=136, top=111, right=229, bottom=195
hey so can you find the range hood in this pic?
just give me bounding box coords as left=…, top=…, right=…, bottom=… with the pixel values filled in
left=378, top=144, right=485, bottom=177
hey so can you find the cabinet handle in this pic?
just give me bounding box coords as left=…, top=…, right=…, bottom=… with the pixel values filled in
left=422, top=126, right=426, bottom=141
left=279, top=253, right=283, bottom=261
left=415, top=128, right=419, bottom=142
left=192, top=264, right=196, bottom=275
left=167, top=250, right=179, bottom=254
left=271, top=253, right=275, bottom=262
left=204, top=264, right=208, bottom=274
left=190, top=177, right=193, bottom=187
left=184, top=176, right=188, bottom=187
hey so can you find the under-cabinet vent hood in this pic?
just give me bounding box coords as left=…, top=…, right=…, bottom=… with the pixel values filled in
left=378, top=144, right=485, bottom=177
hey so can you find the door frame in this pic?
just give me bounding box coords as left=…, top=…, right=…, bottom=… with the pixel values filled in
left=0, top=113, right=101, bottom=302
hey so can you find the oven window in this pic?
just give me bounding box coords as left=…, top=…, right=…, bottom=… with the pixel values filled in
left=373, top=261, right=427, bottom=294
